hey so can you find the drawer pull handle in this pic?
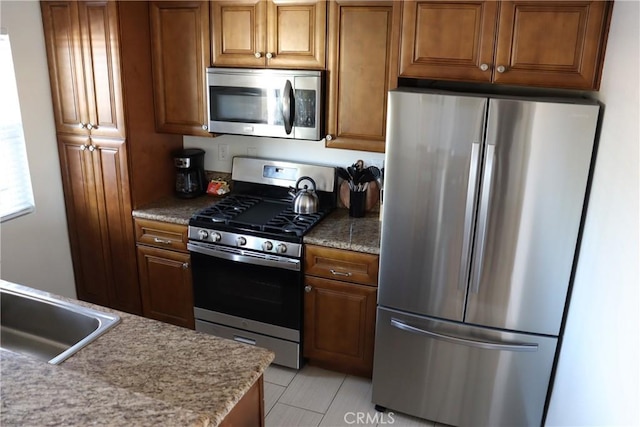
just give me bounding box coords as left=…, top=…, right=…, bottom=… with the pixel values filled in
left=233, top=336, right=256, bottom=346
left=153, top=237, right=172, bottom=245
left=330, top=269, right=352, bottom=277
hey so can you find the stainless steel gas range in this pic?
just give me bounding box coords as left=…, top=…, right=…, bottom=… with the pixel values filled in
left=187, top=157, right=337, bottom=369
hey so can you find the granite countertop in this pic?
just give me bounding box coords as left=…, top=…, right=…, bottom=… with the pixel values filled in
left=0, top=281, right=274, bottom=427
left=132, top=196, right=382, bottom=254
left=132, top=195, right=219, bottom=225
left=304, top=208, right=382, bottom=255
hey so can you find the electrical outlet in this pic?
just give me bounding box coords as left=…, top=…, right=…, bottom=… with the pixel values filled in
left=247, top=147, right=258, bottom=156
left=218, top=144, right=229, bottom=161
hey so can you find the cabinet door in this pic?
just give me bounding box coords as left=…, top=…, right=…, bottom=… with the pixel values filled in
left=399, top=0, right=498, bottom=82
left=77, top=1, right=126, bottom=138
left=41, top=1, right=89, bottom=136
left=266, top=0, right=326, bottom=69
left=211, top=0, right=266, bottom=67
left=57, top=135, right=110, bottom=306
left=150, top=1, right=211, bottom=137
left=325, top=1, right=400, bottom=153
left=90, top=137, right=141, bottom=315
left=137, top=245, right=195, bottom=329
left=304, top=276, right=377, bottom=377
left=493, top=1, right=611, bottom=89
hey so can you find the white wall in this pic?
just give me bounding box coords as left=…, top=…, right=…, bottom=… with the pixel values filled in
left=546, top=2, right=640, bottom=426
left=184, top=134, right=386, bottom=172
left=0, top=1, right=76, bottom=298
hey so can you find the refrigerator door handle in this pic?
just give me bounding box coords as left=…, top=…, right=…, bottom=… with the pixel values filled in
left=470, top=143, right=496, bottom=294
left=458, top=141, right=482, bottom=293
left=390, top=318, right=538, bottom=352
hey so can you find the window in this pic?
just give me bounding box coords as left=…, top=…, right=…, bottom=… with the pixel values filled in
left=0, top=32, right=34, bottom=222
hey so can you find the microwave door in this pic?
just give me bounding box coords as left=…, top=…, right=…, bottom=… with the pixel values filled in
left=208, top=73, right=290, bottom=139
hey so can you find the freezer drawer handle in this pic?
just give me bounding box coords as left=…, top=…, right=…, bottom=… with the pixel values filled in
left=233, top=335, right=257, bottom=346
left=390, top=318, right=538, bottom=352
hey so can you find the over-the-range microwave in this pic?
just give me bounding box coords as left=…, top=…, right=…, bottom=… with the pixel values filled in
left=206, top=67, right=323, bottom=141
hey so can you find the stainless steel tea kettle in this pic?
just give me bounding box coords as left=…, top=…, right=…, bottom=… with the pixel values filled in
left=289, top=176, right=319, bottom=214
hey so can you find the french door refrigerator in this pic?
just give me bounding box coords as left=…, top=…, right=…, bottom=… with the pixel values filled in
left=372, top=88, right=600, bottom=427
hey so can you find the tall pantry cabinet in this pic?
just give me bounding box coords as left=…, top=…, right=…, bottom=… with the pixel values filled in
left=40, top=1, right=182, bottom=314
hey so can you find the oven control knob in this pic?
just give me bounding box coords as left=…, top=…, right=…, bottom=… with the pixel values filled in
left=236, top=236, right=247, bottom=246
left=198, top=229, right=209, bottom=240
left=211, top=232, right=221, bottom=242
left=275, top=243, right=287, bottom=254
left=262, top=241, right=273, bottom=251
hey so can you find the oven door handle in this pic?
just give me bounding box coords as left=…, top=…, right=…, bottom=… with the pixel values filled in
left=187, top=242, right=301, bottom=271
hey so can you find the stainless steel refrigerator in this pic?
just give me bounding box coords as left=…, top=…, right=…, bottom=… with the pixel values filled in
left=372, top=88, right=599, bottom=427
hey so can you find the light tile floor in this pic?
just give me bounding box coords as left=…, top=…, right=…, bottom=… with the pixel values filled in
left=264, top=364, right=447, bottom=427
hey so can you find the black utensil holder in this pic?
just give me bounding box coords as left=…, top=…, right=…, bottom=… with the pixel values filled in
left=349, top=189, right=367, bottom=218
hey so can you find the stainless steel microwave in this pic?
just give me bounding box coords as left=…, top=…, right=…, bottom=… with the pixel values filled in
left=206, top=67, right=323, bottom=141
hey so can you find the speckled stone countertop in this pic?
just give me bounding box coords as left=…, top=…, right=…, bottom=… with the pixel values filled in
left=132, top=195, right=220, bottom=225
left=0, top=281, right=274, bottom=427
left=304, top=208, right=382, bottom=255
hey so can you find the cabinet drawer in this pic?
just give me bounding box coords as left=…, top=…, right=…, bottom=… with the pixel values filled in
left=135, top=218, right=188, bottom=252
left=305, top=245, right=379, bottom=286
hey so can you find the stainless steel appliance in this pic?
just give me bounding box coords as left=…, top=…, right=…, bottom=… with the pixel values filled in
left=174, top=148, right=206, bottom=198
left=372, top=88, right=600, bottom=426
left=206, top=68, right=323, bottom=140
left=188, top=157, right=337, bottom=369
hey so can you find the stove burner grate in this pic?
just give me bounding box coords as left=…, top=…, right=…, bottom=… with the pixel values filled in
left=190, top=195, right=261, bottom=223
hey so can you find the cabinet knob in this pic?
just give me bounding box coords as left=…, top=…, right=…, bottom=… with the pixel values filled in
left=86, top=123, right=93, bottom=130
left=304, top=285, right=312, bottom=293
left=325, top=134, right=333, bottom=141
left=79, top=122, right=87, bottom=129
left=496, top=65, right=506, bottom=73
left=88, top=144, right=96, bottom=152
left=80, top=144, right=87, bottom=151
left=479, top=63, right=489, bottom=71
left=265, top=52, right=273, bottom=59
left=254, top=52, right=262, bottom=59
left=202, top=124, right=208, bottom=131
left=182, top=262, right=189, bottom=270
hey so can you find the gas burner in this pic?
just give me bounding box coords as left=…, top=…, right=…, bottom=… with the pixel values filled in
left=191, top=195, right=261, bottom=223
left=263, top=208, right=324, bottom=236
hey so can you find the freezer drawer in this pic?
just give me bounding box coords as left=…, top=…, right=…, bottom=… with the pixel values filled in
left=372, top=307, right=557, bottom=427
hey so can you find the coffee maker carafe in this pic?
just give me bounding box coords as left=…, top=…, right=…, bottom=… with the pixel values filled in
left=174, top=148, right=206, bottom=198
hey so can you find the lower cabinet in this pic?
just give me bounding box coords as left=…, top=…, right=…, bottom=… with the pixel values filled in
left=135, top=219, right=195, bottom=329
left=304, top=245, right=379, bottom=377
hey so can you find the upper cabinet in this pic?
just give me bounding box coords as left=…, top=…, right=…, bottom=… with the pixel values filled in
left=325, top=1, right=401, bottom=153
left=400, top=0, right=613, bottom=90
left=41, top=1, right=125, bottom=138
left=211, top=0, right=326, bottom=69
left=150, top=1, right=211, bottom=137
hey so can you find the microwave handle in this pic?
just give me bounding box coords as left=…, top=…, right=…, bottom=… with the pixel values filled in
left=282, top=79, right=294, bottom=135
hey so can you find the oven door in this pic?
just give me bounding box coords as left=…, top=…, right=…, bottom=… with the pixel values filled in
left=188, top=242, right=302, bottom=331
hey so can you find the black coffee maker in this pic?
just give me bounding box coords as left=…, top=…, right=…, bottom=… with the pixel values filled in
left=174, top=148, right=206, bottom=198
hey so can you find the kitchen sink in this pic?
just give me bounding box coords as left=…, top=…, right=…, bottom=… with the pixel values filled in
left=0, top=283, right=120, bottom=364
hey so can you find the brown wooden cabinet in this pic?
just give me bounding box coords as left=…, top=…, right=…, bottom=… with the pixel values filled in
left=149, top=1, right=211, bottom=137
left=211, top=0, right=326, bottom=69
left=57, top=135, right=140, bottom=314
left=325, top=1, right=400, bottom=153
left=42, top=1, right=183, bottom=315
left=41, top=1, right=125, bottom=139
left=135, top=219, right=194, bottom=329
left=399, top=0, right=612, bottom=90
left=304, top=244, right=379, bottom=377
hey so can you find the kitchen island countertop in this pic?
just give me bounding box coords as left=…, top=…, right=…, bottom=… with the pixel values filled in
left=0, top=281, right=274, bottom=427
